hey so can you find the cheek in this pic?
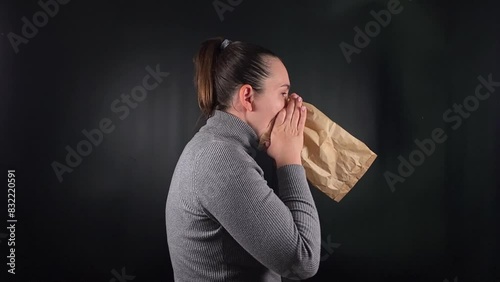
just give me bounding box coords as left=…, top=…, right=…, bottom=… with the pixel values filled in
left=259, top=96, right=286, bottom=125
left=274, top=97, right=286, bottom=115
left=266, top=99, right=285, bottom=126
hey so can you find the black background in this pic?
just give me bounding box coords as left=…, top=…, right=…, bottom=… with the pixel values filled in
left=1, top=0, right=499, bottom=281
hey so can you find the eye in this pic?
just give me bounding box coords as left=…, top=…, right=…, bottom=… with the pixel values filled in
left=282, top=93, right=288, bottom=96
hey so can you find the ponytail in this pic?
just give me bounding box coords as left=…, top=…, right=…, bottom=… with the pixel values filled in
left=193, top=36, right=224, bottom=119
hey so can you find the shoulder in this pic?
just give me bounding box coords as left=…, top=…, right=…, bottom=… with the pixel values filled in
left=195, top=140, right=255, bottom=170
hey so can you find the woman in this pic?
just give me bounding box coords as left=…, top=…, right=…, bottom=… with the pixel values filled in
left=165, top=37, right=321, bottom=281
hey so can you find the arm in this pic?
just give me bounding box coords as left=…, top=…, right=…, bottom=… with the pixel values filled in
left=194, top=142, right=321, bottom=279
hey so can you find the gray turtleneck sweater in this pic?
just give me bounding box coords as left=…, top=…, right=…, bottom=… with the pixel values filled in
left=165, top=110, right=321, bottom=281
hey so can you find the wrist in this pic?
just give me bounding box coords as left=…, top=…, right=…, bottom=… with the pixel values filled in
left=275, top=157, right=302, bottom=168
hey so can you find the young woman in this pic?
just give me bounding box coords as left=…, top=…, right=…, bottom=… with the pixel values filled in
left=165, top=37, right=321, bottom=281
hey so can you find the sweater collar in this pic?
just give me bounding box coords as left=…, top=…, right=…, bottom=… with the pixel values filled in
left=202, top=110, right=260, bottom=158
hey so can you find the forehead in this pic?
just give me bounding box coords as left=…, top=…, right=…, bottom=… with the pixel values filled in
left=264, top=57, right=290, bottom=88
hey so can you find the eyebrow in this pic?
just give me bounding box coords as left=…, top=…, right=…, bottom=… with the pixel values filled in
left=280, top=84, right=290, bottom=90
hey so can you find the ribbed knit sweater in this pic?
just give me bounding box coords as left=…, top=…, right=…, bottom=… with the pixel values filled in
left=165, top=109, right=321, bottom=281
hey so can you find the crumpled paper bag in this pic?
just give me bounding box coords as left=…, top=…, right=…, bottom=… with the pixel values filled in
left=259, top=102, right=377, bottom=202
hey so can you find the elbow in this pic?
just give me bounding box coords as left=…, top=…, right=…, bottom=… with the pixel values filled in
left=282, top=254, right=320, bottom=280
left=299, top=256, right=320, bottom=279
left=281, top=227, right=322, bottom=279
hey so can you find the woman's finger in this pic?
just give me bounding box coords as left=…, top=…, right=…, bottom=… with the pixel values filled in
left=298, top=104, right=307, bottom=134
left=275, top=107, right=286, bottom=126
left=284, top=96, right=296, bottom=124
left=292, top=97, right=302, bottom=129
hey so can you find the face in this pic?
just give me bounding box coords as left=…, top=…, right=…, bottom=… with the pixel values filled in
left=232, top=56, right=290, bottom=143
left=247, top=57, right=290, bottom=142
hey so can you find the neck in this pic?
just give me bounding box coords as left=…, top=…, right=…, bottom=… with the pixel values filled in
left=224, top=108, right=263, bottom=139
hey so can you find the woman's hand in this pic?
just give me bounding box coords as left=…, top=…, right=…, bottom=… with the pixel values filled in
left=265, top=93, right=307, bottom=168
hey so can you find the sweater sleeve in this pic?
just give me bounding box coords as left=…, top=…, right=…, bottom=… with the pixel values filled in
left=194, top=142, right=321, bottom=279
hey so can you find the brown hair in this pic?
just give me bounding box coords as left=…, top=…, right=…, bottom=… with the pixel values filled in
left=193, top=36, right=281, bottom=120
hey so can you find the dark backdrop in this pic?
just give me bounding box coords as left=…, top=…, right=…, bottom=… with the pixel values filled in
left=1, top=0, right=499, bottom=281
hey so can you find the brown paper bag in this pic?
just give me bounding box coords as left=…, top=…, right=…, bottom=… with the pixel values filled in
left=300, top=102, right=377, bottom=202
left=258, top=102, right=377, bottom=202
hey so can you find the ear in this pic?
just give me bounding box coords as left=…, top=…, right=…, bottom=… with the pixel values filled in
left=238, top=84, right=255, bottom=112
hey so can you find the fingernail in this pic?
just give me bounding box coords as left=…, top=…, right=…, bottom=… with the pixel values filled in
left=298, top=97, right=302, bottom=102
left=301, top=106, right=305, bottom=111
